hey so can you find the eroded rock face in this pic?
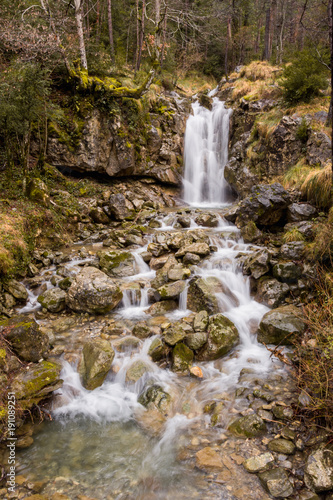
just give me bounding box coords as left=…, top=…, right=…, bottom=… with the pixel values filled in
left=258, top=305, right=306, bottom=345
left=79, top=338, right=115, bottom=390
left=1, top=316, right=49, bottom=362
left=66, top=266, right=123, bottom=314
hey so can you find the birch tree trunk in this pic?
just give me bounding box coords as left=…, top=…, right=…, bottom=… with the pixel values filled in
left=74, top=0, right=88, bottom=70
left=107, top=0, right=115, bottom=62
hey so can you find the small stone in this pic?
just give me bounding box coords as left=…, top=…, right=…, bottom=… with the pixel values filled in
left=190, top=366, right=203, bottom=378
left=268, top=438, right=295, bottom=455
left=243, top=452, right=275, bottom=473
left=196, top=447, right=223, bottom=470
left=258, top=467, right=293, bottom=498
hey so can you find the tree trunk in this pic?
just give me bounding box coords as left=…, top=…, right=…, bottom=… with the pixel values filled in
left=107, top=0, right=115, bottom=62
left=160, top=10, right=167, bottom=66
left=225, top=17, right=231, bottom=78
left=264, top=3, right=271, bottom=60
left=136, top=0, right=145, bottom=72
left=155, top=0, right=161, bottom=47
left=74, top=0, right=88, bottom=70
left=96, top=0, right=100, bottom=43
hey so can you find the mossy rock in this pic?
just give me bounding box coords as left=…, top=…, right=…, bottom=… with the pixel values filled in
left=258, top=305, right=306, bottom=345
left=37, top=288, right=67, bottom=313
left=79, top=338, right=115, bottom=390
left=148, top=337, right=169, bottom=362
left=98, top=250, right=135, bottom=278
left=1, top=316, right=49, bottom=362
left=138, top=384, right=171, bottom=414
left=125, top=360, right=151, bottom=383
left=228, top=414, right=267, bottom=438
left=172, top=343, right=194, bottom=372
left=197, top=313, right=239, bottom=361
left=26, top=178, right=50, bottom=206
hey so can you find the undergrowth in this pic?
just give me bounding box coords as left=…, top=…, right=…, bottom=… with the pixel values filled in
left=293, top=270, right=333, bottom=431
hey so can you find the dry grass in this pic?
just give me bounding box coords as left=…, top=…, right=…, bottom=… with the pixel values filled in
left=239, top=60, right=281, bottom=81
left=0, top=211, right=28, bottom=276
left=301, top=163, right=332, bottom=210
left=282, top=228, right=305, bottom=243
left=283, top=158, right=313, bottom=189
left=293, top=270, right=333, bottom=430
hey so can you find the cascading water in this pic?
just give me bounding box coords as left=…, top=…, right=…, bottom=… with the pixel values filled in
left=183, top=98, right=233, bottom=206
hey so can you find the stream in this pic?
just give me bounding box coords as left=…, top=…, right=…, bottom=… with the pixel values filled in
left=15, top=96, right=291, bottom=500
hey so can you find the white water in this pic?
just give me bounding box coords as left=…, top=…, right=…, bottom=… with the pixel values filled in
left=183, top=98, right=232, bottom=207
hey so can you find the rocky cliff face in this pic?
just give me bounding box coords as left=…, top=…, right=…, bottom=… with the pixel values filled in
left=47, top=92, right=191, bottom=186
left=220, top=93, right=331, bottom=199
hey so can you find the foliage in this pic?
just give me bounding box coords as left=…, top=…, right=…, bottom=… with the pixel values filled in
left=296, top=118, right=309, bottom=143
left=282, top=228, right=305, bottom=243
left=293, top=270, right=333, bottom=430
left=307, top=208, right=333, bottom=263
left=279, top=50, right=329, bottom=104
left=283, top=158, right=312, bottom=189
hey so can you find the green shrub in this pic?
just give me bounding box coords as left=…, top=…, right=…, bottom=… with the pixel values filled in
left=279, top=50, right=329, bottom=104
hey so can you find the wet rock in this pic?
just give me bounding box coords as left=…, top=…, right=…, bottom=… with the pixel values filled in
left=1, top=316, right=49, bottom=362
left=258, top=305, right=306, bottom=345
left=243, top=452, right=275, bottom=473
left=187, top=277, right=228, bottom=314
left=197, top=313, right=239, bottom=361
left=243, top=250, right=271, bottom=279
left=258, top=467, right=293, bottom=498
left=228, top=414, right=266, bottom=438
left=268, top=439, right=295, bottom=455
left=273, top=262, right=302, bottom=283
left=112, top=336, right=141, bottom=352
left=99, top=250, right=135, bottom=277
left=58, top=277, right=73, bottom=290
left=126, top=360, right=151, bottom=383
left=79, top=338, right=115, bottom=390
left=163, top=322, right=187, bottom=345
left=138, top=384, right=171, bottom=414
left=4, top=280, right=28, bottom=302
left=193, top=310, right=209, bottom=331
left=287, top=203, right=317, bottom=222
left=37, top=288, right=67, bottom=313
left=235, top=183, right=291, bottom=227
left=272, top=405, right=294, bottom=420
left=148, top=337, right=169, bottom=361
left=190, top=366, right=203, bottom=378
left=195, top=213, right=219, bottom=227
left=66, top=266, right=122, bottom=314
left=296, top=489, right=320, bottom=500
left=185, top=331, right=207, bottom=351
left=10, top=360, right=62, bottom=408
left=304, top=444, right=333, bottom=492
left=177, top=215, right=191, bottom=228
left=255, top=277, right=289, bottom=308
left=195, top=447, right=223, bottom=470
left=176, top=242, right=210, bottom=258
left=89, top=207, right=110, bottom=224
left=240, top=221, right=263, bottom=243
left=151, top=268, right=169, bottom=289
left=147, top=300, right=178, bottom=316
left=183, top=252, right=201, bottom=265
left=172, top=343, right=193, bottom=372
left=280, top=242, right=305, bottom=260
left=109, top=193, right=134, bottom=220
left=156, top=280, right=186, bottom=300
left=167, top=264, right=191, bottom=281
left=132, top=322, right=153, bottom=339
left=149, top=254, right=171, bottom=270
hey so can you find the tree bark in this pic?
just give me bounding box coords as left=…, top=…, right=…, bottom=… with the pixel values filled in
left=136, top=0, right=145, bottom=72
left=264, top=3, right=271, bottom=60
left=107, top=0, right=115, bottom=62
left=74, top=0, right=88, bottom=70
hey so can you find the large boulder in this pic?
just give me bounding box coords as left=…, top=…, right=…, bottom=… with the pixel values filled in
left=255, top=277, right=289, bottom=308
left=197, top=313, right=239, bottom=361
left=3, top=280, right=28, bottom=302
left=10, top=360, right=62, bottom=409
left=258, top=305, right=306, bottom=345
left=98, top=250, right=136, bottom=277
left=235, top=183, right=291, bottom=227
left=187, top=277, right=238, bottom=314
left=66, top=266, right=122, bottom=314
left=79, top=338, right=115, bottom=390
left=108, top=193, right=135, bottom=220
left=287, top=203, right=317, bottom=222
left=1, top=316, right=49, bottom=362
left=304, top=445, right=333, bottom=492
left=273, top=262, right=302, bottom=283
left=37, top=288, right=67, bottom=313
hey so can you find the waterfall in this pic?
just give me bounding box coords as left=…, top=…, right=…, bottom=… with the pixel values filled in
left=183, top=98, right=232, bottom=206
